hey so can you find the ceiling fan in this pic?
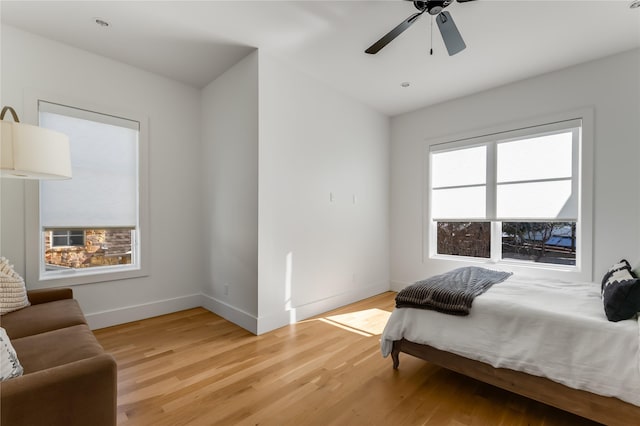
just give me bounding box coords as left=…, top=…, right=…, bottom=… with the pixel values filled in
left=365, top=0, right=476, bottom=56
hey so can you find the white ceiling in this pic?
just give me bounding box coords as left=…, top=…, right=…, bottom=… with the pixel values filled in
left=2, top=1, right=639, bottom=116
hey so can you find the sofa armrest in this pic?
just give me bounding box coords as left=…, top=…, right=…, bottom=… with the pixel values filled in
left=27, top=288, right=73, bottom=305
left=0, top=353, right=117, bottom=426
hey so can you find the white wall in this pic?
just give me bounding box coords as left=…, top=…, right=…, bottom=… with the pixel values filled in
left=0, top=26, right=391, bottom=335
left=390, top=48, right=640, bottom=289
left=257, top=52, right=390, bottom=333
left=199, top=50, right=391, bottom=334
left=0, top=26, right=205, bottom=328
left=201, top=51, right=260, bottom=333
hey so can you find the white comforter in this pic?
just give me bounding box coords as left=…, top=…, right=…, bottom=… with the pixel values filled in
left=381, top=276, right=640, bottom=406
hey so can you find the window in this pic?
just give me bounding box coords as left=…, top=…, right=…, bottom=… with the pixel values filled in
left=429, top=118, right=586, bottom=271
left=437, top=222, right=490, bottom=258
left=501, top=222, right=576, bottom=265
left=50, top=229, right=85, bottom=247
left=32, top=100, right=147, bottom=282
left=45, top=228, right=134, bottom=270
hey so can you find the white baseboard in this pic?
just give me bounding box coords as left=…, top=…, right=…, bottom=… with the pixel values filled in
left=200, top=293, right=258, bottom=335
left=86, top=293, right=203, bottom=330
left=86, top=283, right=392, bottom=334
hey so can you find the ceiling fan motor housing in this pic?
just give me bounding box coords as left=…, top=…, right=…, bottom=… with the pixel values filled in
left=413, top=0, right=453, bottom=15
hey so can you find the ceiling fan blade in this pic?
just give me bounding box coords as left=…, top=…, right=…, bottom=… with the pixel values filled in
left=456, top=0, right=476, bottom=3
left=436, top=11, right=466, bottom=56
left=365, top=12, right=424, bottom=54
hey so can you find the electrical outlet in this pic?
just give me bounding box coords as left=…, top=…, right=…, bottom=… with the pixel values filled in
left=223, top=283, right=229, bottom=296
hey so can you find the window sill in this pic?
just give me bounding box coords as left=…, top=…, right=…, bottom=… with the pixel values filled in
left=428, top=254, right=590, bottom=282
left=28, top=264, right=148, bottom=289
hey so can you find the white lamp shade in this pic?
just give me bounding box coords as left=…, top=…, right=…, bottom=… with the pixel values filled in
left=1, top=120, right=72, bottom=179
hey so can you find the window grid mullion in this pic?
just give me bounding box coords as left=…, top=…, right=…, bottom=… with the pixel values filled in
left=491, top=221, right=502, bottom=262
left=572, top=127, right=580, bottom=217
left=486, top=142, right=500, bottom=261
left=486, top=142, right=497, bottom=221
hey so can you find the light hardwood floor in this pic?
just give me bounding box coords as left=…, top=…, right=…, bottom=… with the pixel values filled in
left=94, top=292, right=600, bottom=426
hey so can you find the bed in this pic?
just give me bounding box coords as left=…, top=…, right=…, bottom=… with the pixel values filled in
left=381, top=274, right=640, bottom=425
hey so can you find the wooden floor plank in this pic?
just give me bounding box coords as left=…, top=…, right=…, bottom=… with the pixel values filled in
left=94, top=291, right=601, bottom=425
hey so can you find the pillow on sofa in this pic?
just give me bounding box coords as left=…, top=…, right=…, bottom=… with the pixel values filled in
left=0, top=326, right=23, bottom=381
left=601, top=259, right=640, bottom=322
left=0, top=257, right=30, bottom=315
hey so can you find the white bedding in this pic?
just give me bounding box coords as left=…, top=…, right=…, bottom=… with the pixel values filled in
left=381, top=275, right=640, bottom=406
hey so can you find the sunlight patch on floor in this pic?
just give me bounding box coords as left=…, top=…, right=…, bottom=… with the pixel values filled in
left=320, top=308, right=392, bottom=336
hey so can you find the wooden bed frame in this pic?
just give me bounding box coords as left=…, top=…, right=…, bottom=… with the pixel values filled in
left=391, top=339, right=640, bottom=426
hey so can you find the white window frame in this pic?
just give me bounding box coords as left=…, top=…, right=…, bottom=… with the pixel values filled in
left=24, top=92, right=150, bottom=288
left=424, top=109, right=594, bottom=282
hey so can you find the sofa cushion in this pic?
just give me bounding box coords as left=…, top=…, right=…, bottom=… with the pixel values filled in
left=0, top=327, right=23, bottom=381
left=1, top=299, right=87, bottom=340
left=0, top=257, right=30, bottom=315
left=11, top=325, right=104, bottom=374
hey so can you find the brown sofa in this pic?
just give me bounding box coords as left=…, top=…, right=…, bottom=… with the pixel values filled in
left=0, top=288, right=117, bottom=426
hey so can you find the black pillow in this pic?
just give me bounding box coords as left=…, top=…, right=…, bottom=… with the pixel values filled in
left=601, top=259, right=632, bottom=294
left=601, top=259, right=640, bottom=322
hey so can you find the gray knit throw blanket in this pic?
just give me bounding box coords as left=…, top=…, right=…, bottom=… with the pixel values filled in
left=395, top=267, right=513, bottom=315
